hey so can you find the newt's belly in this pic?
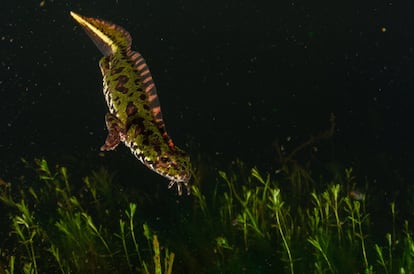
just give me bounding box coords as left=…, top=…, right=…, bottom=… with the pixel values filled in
left=70, top=11, right=191, bottom=195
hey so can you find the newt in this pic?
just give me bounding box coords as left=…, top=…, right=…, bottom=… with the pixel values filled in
left=70, top=11, right=191, bottom=195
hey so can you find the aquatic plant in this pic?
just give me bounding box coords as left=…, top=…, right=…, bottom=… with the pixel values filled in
left=1, top=154, right=413, bottom=273
left=190, top=160, right=414, bottom=273
left=0, top=159, right=174, bottom=273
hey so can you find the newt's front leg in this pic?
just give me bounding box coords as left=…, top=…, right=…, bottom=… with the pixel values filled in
left=100, top=113, right=126, bottom=151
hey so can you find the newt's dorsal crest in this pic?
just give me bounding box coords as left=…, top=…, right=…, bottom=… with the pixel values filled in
left=70, top=11, right=131, bottom=56
left=71, top=11, right=191, bottom=195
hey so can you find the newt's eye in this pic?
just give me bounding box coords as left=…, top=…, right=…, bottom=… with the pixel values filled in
left=160, top=156, right=169, bottom=163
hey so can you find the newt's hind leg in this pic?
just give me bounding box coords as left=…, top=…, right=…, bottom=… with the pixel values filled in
left=100, top=113, right=126, bottom=151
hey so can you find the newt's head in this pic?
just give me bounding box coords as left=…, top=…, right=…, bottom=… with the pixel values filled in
left=142, top=146, right=191, bottom=195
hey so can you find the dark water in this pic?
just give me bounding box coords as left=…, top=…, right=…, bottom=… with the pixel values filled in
left=1, top=0, right=413, bottom=219
left=0, top=1, right=414, bottom=190
left=1, top=1, right=414, bottom=273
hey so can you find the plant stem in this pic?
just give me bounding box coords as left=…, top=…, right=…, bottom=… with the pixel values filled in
left=127, top=203, right=145, bottom=268
left=308, top=237, right=334, bottom=273
left=119, top=220, right=132, bottom=273
left=355, top=201, right=369, bottom=270
left=153, top=235, right=162, bottom=274
left=269, top=189, right=294, bottom=274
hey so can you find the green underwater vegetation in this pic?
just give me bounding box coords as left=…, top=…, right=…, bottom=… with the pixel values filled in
left=0, top=159, right=174, bottom=274
left=1, top=119, right=413, bottom=273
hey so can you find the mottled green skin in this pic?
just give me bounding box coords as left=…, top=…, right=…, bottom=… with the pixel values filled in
left=71, top=12, right=191, bottom=194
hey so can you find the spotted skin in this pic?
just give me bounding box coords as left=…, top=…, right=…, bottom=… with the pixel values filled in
left=70, top=11, right=191, bottom=195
